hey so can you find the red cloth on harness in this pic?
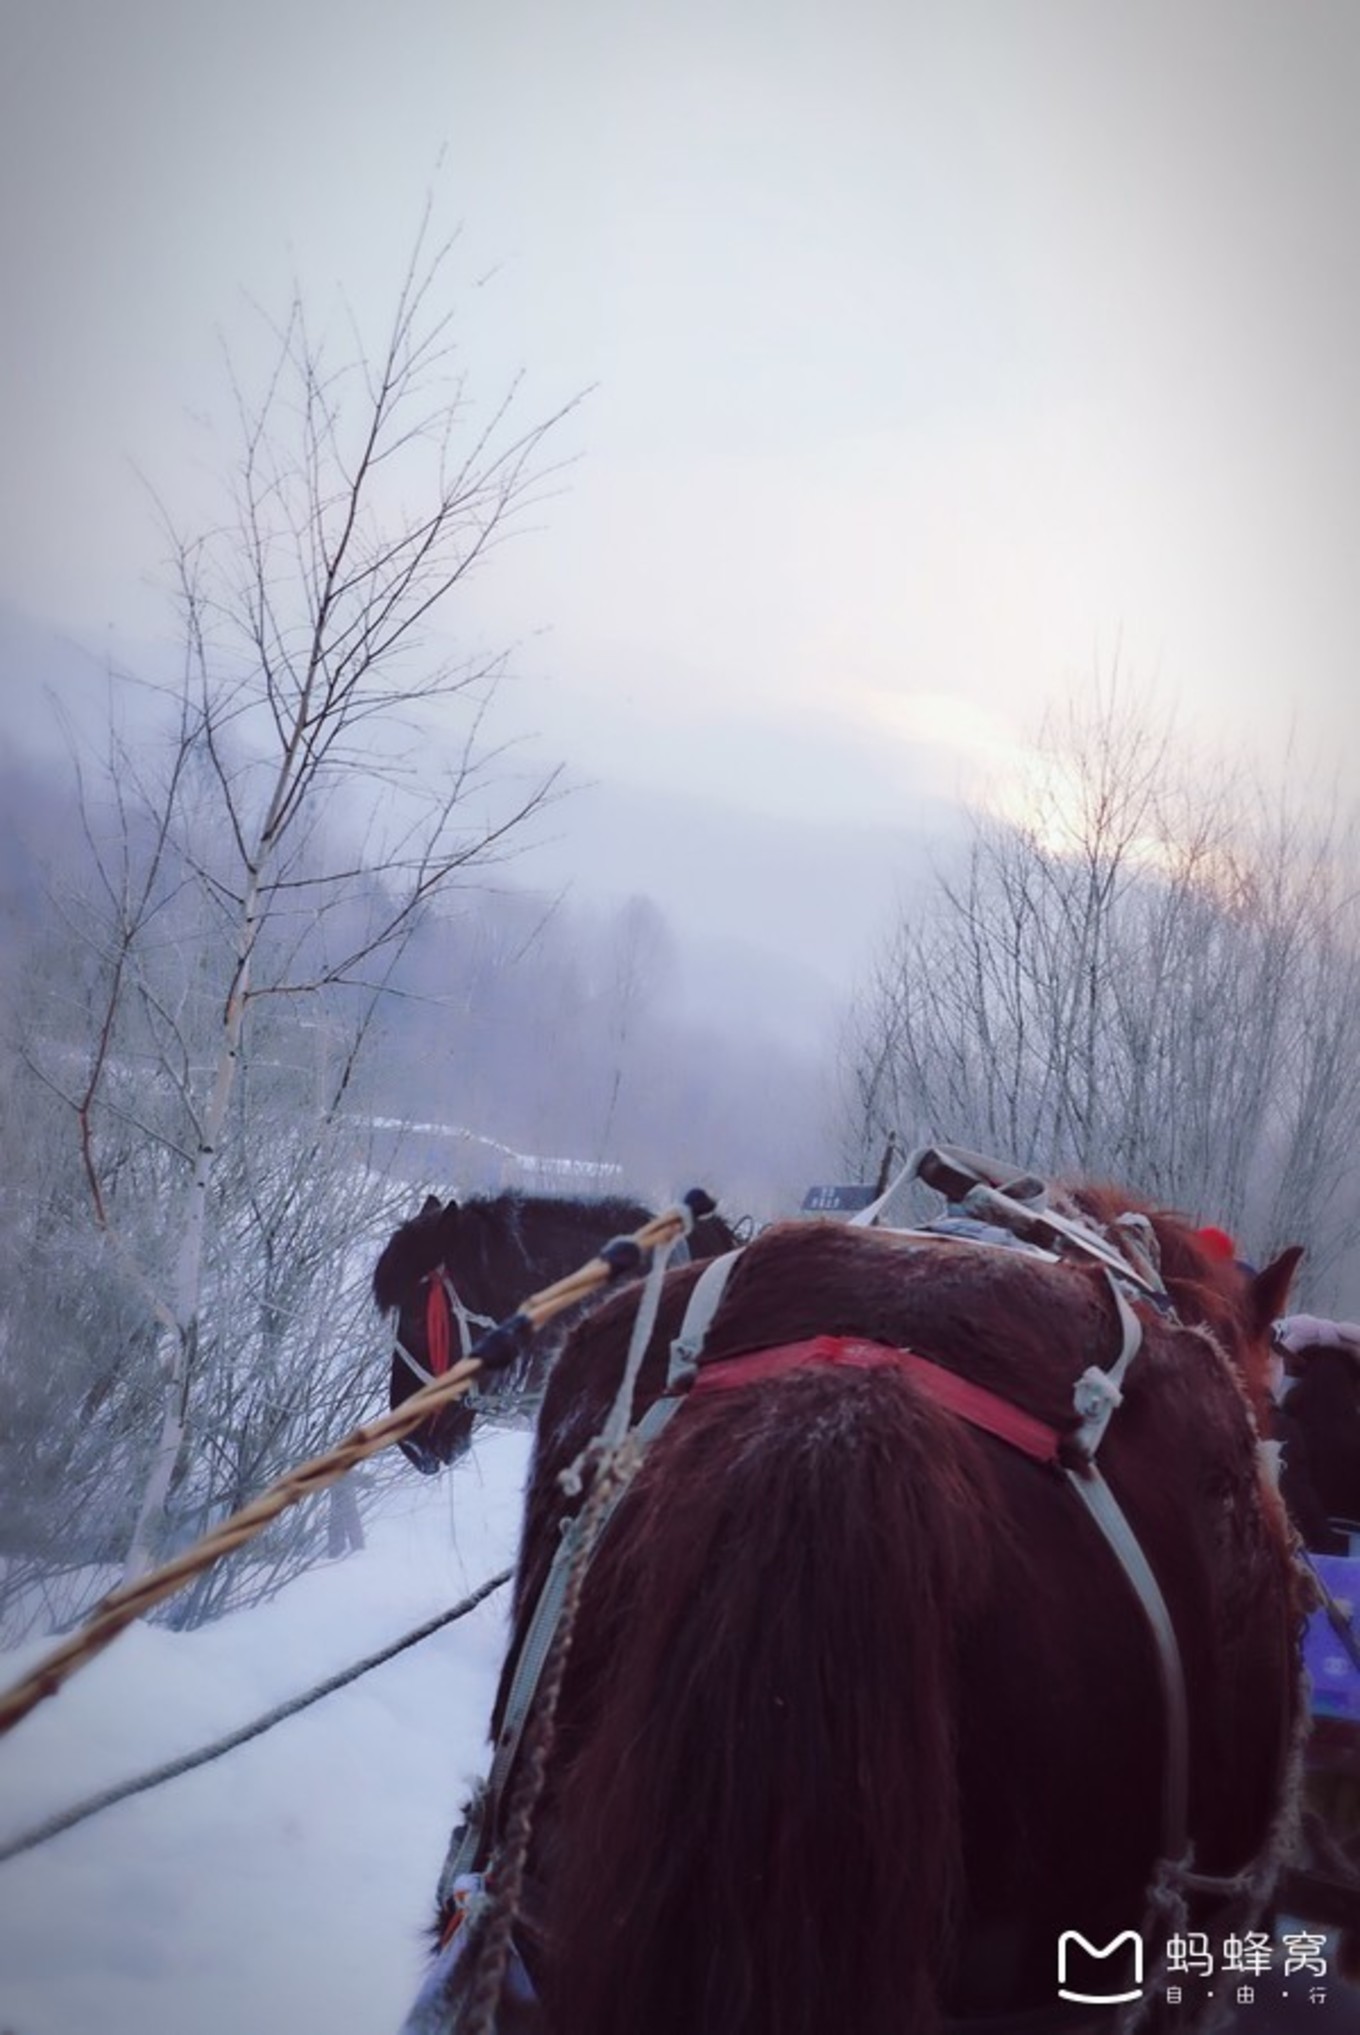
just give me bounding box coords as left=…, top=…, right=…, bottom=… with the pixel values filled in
left=426, top=1277, right=452, bottom=1376
left=691, top=1334, right=1061, bottom=1466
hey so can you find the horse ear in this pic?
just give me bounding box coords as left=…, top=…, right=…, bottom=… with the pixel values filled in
left=1248, top=1246, right=1305, bottom=1339
left=420, top=1194, right=443, bottom=1218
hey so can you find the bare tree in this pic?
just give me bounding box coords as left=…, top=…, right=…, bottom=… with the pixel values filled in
left=591, top=895, right=674, bottom=1166
left=840, top=684, right=1360, bottom=1302
left=23, top=224, right=575, bottom=1588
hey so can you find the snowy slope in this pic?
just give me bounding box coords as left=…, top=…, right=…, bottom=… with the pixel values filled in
left=0, top=1428, right=531, bottom=2035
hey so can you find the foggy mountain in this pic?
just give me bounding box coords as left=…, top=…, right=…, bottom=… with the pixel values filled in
left=0, top=604, right=959, bottom=1210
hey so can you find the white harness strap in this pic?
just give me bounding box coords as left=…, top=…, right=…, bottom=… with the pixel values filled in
left=596, top=1230, right=686, bottom=1450
left=442, top=1275, right=499, bottom=1361
left=1066, top=1463, right=1190, bottom=1876
left=1070, top=1272, right=1144, bottom=1461
left=667, top=1248, right=745, bottom=1384
left=1060, top=1267, right=1283, bottom=2011
left=392, top=1336, right=439, bottom=1388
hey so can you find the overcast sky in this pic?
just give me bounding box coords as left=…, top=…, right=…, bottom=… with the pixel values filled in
left=2, top=1, right=1358, bottom=1028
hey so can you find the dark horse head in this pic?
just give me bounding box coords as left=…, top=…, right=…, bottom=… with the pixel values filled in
left=373, top=1190, right=739, bottom=1474
left=408, top=1181, right=1304, bottom=2035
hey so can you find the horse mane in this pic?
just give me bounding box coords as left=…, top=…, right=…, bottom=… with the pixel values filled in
left=372, top=1194, right=448, bottom=1313
left=372, top=1190, right=671, bottom=1316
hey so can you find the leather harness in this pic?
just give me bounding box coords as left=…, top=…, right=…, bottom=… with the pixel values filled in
left=415, top=1150, right=1291, bottom=2035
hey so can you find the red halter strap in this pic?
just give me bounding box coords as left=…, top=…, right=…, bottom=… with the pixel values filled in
left=690, top=1334, right=1061, bottom=1466
left=425, top=1274, right=453, bottom=1377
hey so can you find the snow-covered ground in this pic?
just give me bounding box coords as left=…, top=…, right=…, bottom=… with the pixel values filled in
left=0, top=1428, right=531, bottom=2035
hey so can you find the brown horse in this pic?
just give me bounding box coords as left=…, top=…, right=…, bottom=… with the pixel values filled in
left=373, top=1191, right=739, bottom=1472
left=408, top=1185, right=1305, bottom=2035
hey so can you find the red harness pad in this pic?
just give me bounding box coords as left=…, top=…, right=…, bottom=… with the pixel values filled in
left=425, top=1276, right=452, bottom=1376
left=691, top=1334, right=1061, bottom=1466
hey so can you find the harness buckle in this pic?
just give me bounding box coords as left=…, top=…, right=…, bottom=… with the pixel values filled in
left=1071, top=1365, right=1125, bottom=1460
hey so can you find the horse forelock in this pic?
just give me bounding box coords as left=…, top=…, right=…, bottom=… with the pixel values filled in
left=372, top=1197, right=454, bottom=1312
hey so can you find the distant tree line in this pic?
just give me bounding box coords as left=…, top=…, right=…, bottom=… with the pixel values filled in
left=841, top=686, right=1360, bottom=1308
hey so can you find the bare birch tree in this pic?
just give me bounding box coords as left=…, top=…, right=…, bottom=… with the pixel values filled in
left=25, top=226, right=574, bottom=1588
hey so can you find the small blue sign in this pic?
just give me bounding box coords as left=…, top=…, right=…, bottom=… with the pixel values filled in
left=800, top=1184, right=876, bottom=1214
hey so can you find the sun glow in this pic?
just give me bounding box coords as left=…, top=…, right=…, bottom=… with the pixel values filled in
left=847, top=682, right=1207, bottom=881
left=841, top=685, right=1031, bottom=801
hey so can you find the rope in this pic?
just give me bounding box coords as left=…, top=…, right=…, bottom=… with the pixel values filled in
left=458, top=1441, right=644, bottom=2035
left=0, top=1568, right=512, bottom=1866
left=0, top=1200, right=708, bottom=1740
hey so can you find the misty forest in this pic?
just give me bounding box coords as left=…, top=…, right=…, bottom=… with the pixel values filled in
left=1, top=236, right=1358, bottom=1650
